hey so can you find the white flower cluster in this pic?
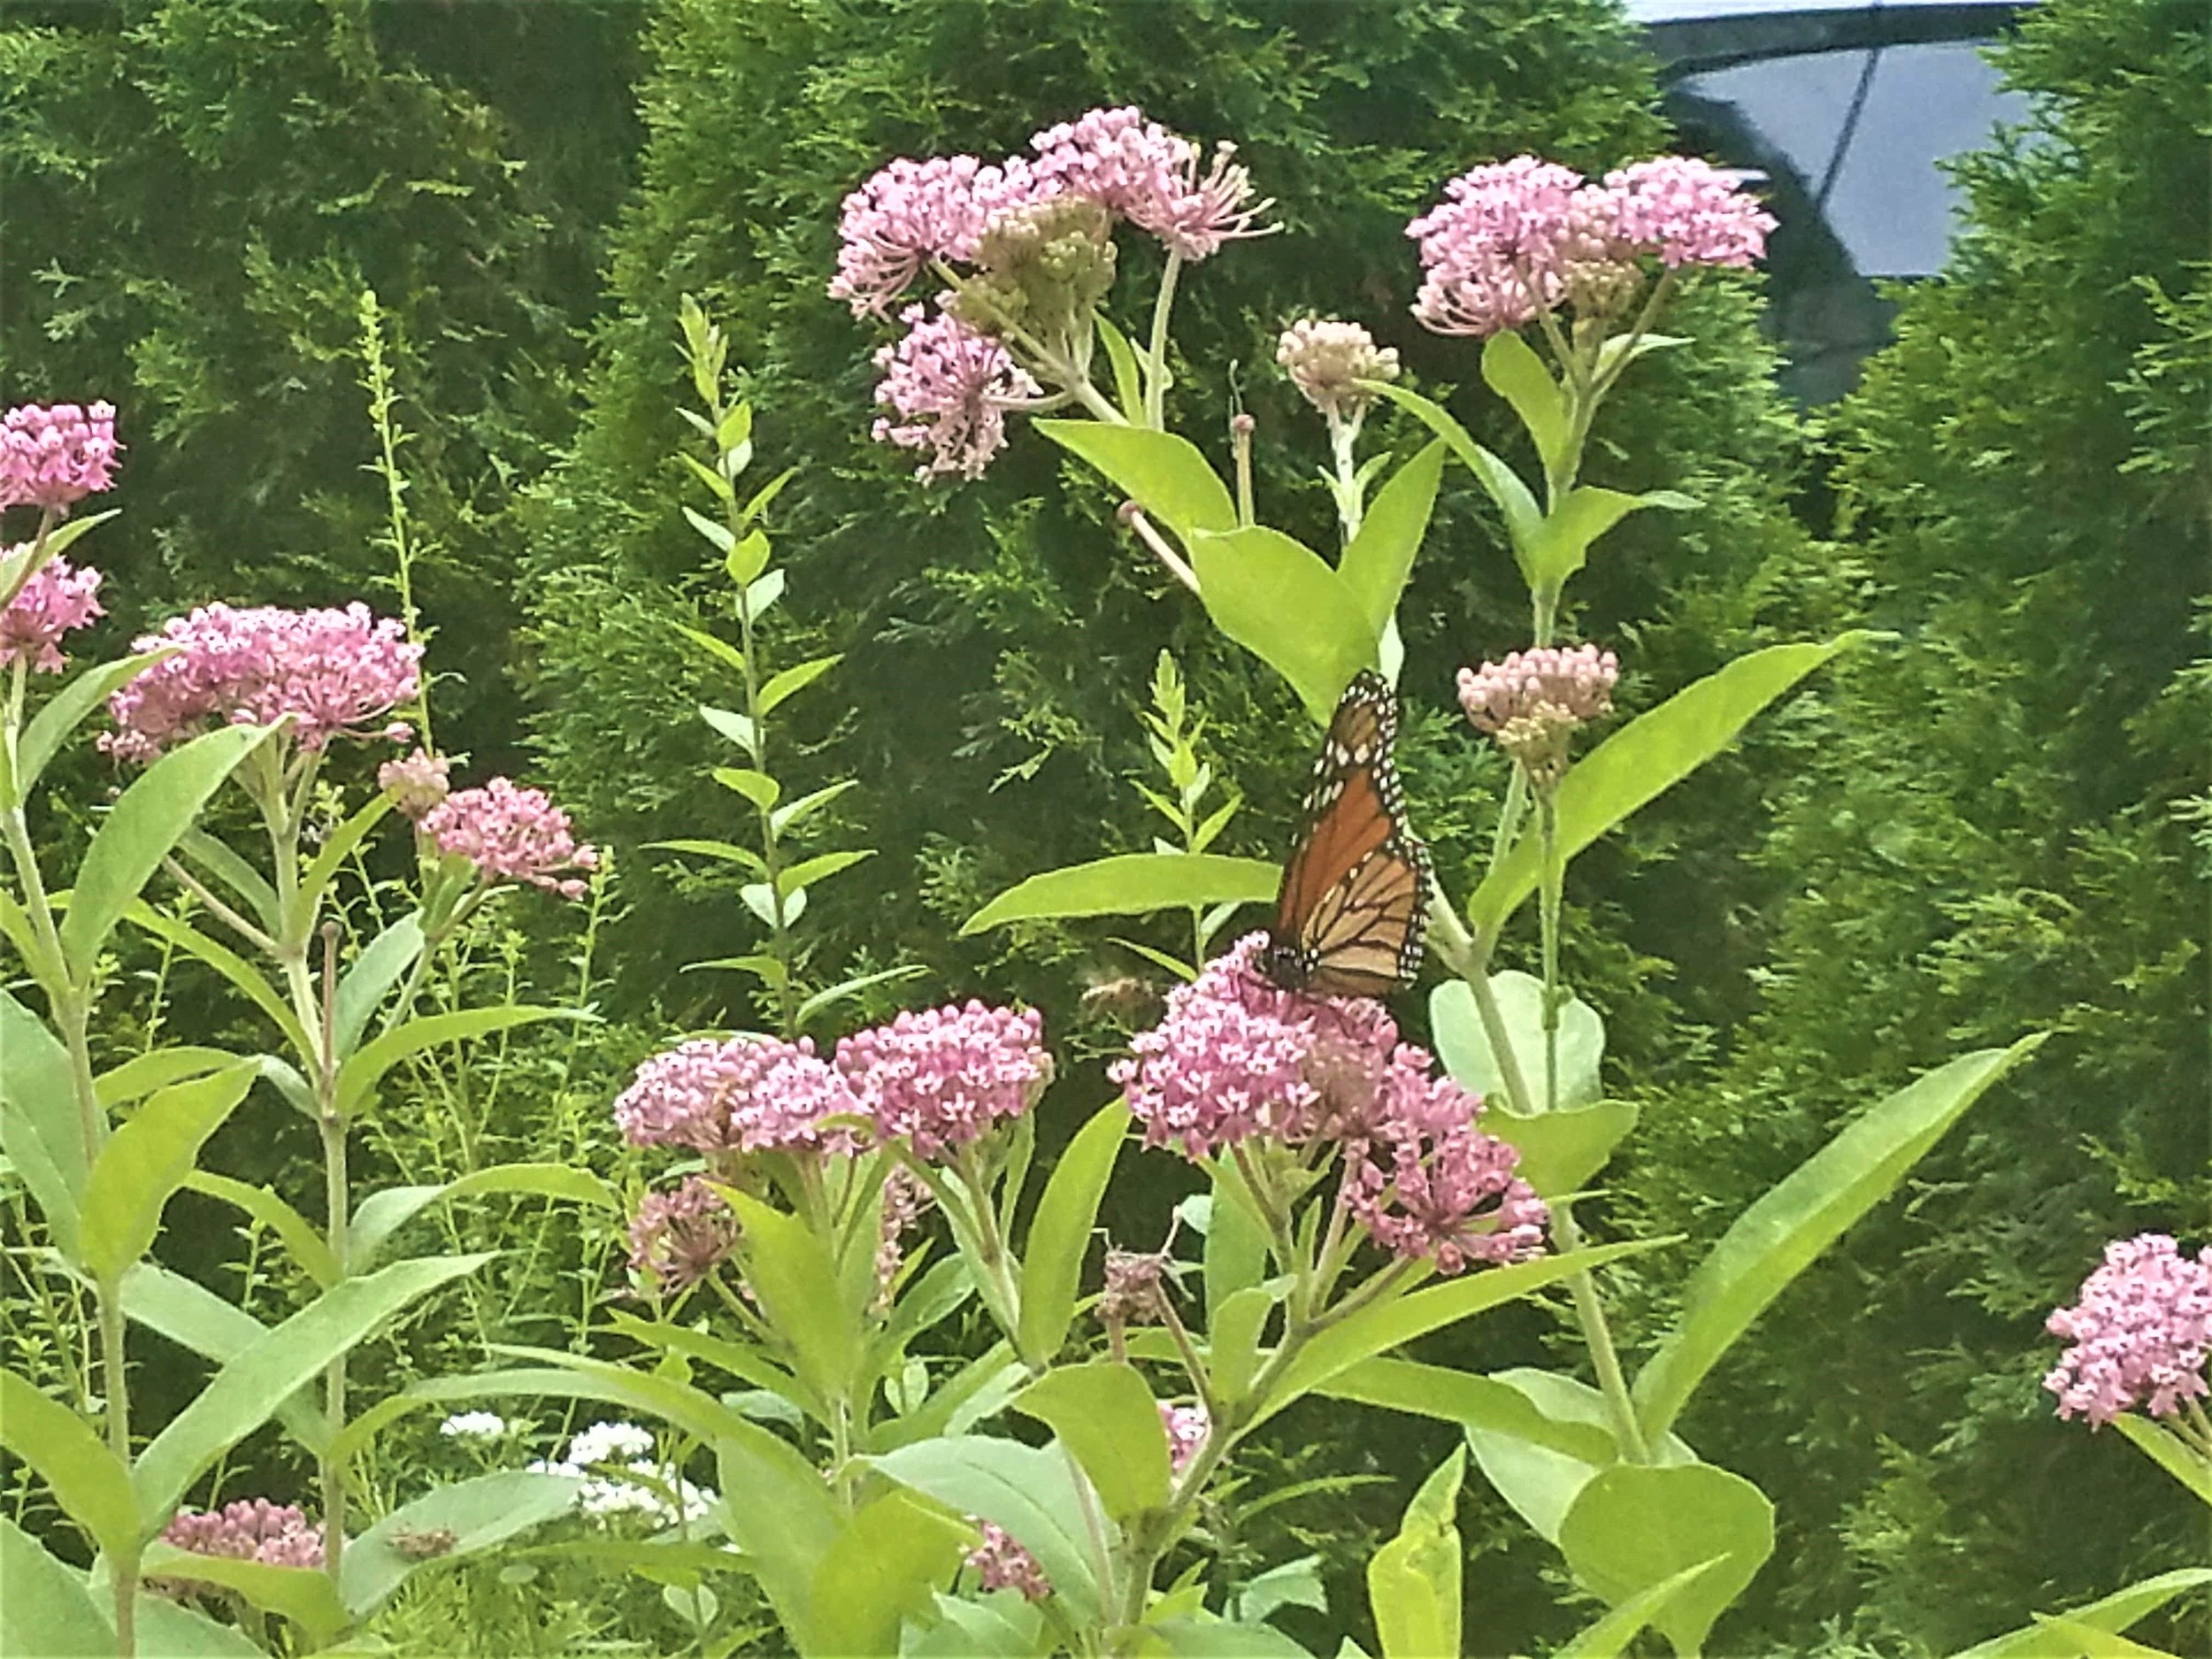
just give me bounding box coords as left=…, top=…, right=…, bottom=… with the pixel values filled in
left=527, top=1420, right=717, bottom=1527
left=436, top=1410, right=510, bottom=1441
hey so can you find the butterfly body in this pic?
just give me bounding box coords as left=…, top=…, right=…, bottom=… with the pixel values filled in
left=1258, top=671, right=1431, bottom=998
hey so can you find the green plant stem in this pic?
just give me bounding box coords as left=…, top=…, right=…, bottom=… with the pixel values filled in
left=358, top=290, right=434, bottom=756
left=1537, top=789, right=1563, bottom=1111
left=1326, top=409, right=1364, bottom=545
left=1142, top=252, right=1184, bottom=428
left=313, top=923, right=351, bottom=1578
left=1119, top=505, right=1201, bottom=594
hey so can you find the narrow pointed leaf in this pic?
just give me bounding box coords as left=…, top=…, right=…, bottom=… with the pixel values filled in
left=0, top=1369, right=139, bottom=1561
left=1370, top=381, right=1541, bottom=577
left=1482, top=330, right=1570, bottom=480
left=804, top=1490, right=972, bottom=1659
left=771, top=779, right=856, bottom=836
left=342, top=1470, right=585, bottom=1617
left=183, top=1171, right=338, bottom=1286
left=349, top=1162, right=619, bottom=1273
left=757, top=654, right=841, bottom=715
left=18, top=652, right=166, bottom=800
left=78, top=1062, right=257, bottom=1283
left=95, top=1046, right=235, bottom=1107
left=123, top=903, right=311, bottom=1056
left=137, top=1547, right=349, bottom=1646
left=964, top=853, right=1276, bottom=935
left=1016, top=1099, right=1130, bottom=1366
left=1949, top=1571, right=2212, bottom=1659
left=1554, top=1559, right=1731, bottom=1659
left=2110, top=1415, right=2212, bottom=1504
left=1527, top=485, right=1699, bottom=591
left=291, top=794, right=396, bottom=938
left=334, top=913, right=425, bottom=1057
left=1095, top=312, right=1148, bottom=422
left=1339, top=442, right=1446, bottom=636
left=0, top=1515, right=111, bottom=1656
left=334, top=1006, right=580, bottom=1118
left=777, top=849, right=873, bottom=896
left=0, top=989, right=85, bottom=1251
left=116, top=1263, right=326, bottom=1454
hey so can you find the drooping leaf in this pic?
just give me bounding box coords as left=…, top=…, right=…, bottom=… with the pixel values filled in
left=60, top=722, right=273, bottom=986
left=0, top=1368, right=139, bottom=1563
left=341, top=1470, right=586, bottom=1618
left=2110, top=1414, right=2212, bottom=1504
left=1190, top=526, right=1376, bottom=722
left=334, top=1005, right=581, bottom=1117
left=869, top=1436, right=1110, bottom=1622
left=1016, top=1361, right=1170, bottom=1521
left=1526, top=485, right=1699, bottom=592
left=16, top=652, right=166, bottom=802
left=964, top=853, right=1276, bottom=935
left=1315, top=1357, right=1617, bottom=1466
left=1557, top=1463, right=1774, bottom=1658
left=349, top=1162, right=619, bottom=1273
left=115, top=1263, right=325, bottom=1454
left=1036, top=420, right=1236, bottom=541
left=1369, top=382, right=1541, bottom=580
left=803, top=1489, right=972, bottom=1659
left=137, top=1546, right=349, bottom=1647
left=1468, top=636, right=1877, bottom=944
left=1947, top=1571, right=2212, bottom=1659
left=182, top=1171, right=338, bottom=1286
left=94, top=1046, right=235, bottom=1107
left=1632, top=1036, right=2045, bottom=1442
left=1016, top=1099, right=1129, bottom=1366
left=0, top=989, right=85, bottom=1253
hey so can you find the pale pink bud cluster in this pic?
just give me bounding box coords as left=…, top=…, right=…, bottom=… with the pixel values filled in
left=627, top=1176, right=740, bottom=1294
left=1457, top=644, right=1618, bottom=733
left=1338, top=1056, right=1548, bottom=1273
left=1110, top=933, right=1399, bottom=1158
left=153, top=1498, right=324, bottom=1595
left=872, top=1164, right=933, bottom=1312
left=378, top=748, right=452, bottom=818
left=835, top=1001, right=1051, bottom=1160
left=1276, top=319, right=1401, bottom=421
left=0, top=551, right=103, bottom=672
left=103, top=602, right=420, bottom=762
left=613, top=1035, right=865, bottom=1156
left=2045, top=1233, right=2212, bottom=1425
left=1161, top=1402, right=1210, bottom=1476
left=419, top=776, right=597, bottom=898
left=967, top=1520, right=1050, bottom=1601
left=1408, top=154, right=1772, bottom=337
left=2, top=402, right=120, bottom=511
left=872, top=301, right=1043, bottom=480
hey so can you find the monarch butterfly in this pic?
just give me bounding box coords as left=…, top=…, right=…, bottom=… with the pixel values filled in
left=1256, top=670, right=1431, bottom=998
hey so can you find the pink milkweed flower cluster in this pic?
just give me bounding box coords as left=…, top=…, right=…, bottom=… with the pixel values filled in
left=0, top=551, right=103, bottom=672
left=627, top=1176, right=741, bottom=1294
left=1161, top=1402, right=1210, bottom=1476
left=419, top=776, right=597, bottom=898
left=2044, top=1233, right=2212, bottom=1426
left=152, top=1499, right=323, bottom=1596
left=2, top=402, right=120, bottom=512
left=103, top=602, right=421, bottom=763
left=834, top=1000, right=1050, bottom=1160
left=1408, top=154, right=1774, bottom=338
left=614, top=1034, right=865, bottom=1156
left=872, top=300, right=1043, bottom=481
left=967, top=1520, right=1051, bottom=1601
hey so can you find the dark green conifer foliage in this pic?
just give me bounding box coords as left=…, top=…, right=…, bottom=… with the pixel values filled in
left=1619, top=0, right=2210, bottom=1648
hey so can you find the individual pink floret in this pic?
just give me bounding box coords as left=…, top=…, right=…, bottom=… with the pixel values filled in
left=2045, top=1233, right=2212, bottom=1425
left=420, top=776, right=597, bottom=898
left=1, top=401, right=121, bottom=512
left=0, top=552, right=103, bottom=672
left=871, top=301, right=1043, bottom=480
left=103, top=602, right=420, bottom=762
left=835, top=1000, right=1050, bottom=1161
left=1161, top=1402, right=1210, bottom=1476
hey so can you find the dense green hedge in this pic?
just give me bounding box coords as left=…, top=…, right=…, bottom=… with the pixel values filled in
left=1618, top=0, right=2211, bottom=1649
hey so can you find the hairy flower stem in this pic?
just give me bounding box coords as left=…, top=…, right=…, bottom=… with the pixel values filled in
left=1142, top=251, right=1183, bottom=428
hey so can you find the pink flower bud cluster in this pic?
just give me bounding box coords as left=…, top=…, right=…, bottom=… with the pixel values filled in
left=1161, top=1402, right=1210, bottom=1477
left=419, top=776, right=597, bottom=898
left=967, top=1520, right=1051, bottom=1601
left=103, top=602, right=421, bottom=763
left=1276, top=318, right=1401, bottom=422
left=1408, top=154, right=1773, bottom=338
left=834, top=1001, right=1050, bottom=1161
left=872, top=300, right=1042, bottom=481
left=872, top=1164, right=933, bottom=1311
left=0, top=551, right=103, bottom=672
left=627, top=1176, right=741, bottom=1294
left=616, top=1002, right=1049, bottom=1168
left=1456, top=644, right=1618, bottom=734
left=378, top=748, right=453, bottom=818
left=2045, top=1233, right=2212, bottom=1425
left=154, top=1498, right=324, bottom=1594
left=2, top=402, right=120, bottom=512
left=1112, top=934, right=1546, bottom=1275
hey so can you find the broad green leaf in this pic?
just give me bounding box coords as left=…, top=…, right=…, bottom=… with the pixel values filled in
left=1557, top=1463, right=1774, bottom=1657
left=138, top=1546, right=349, bottom=1647
left=115, top=1263, right=326, bottom=1455
left=1315, top=1357, right=1617, bottom=1466
left=1017, top=1361, right=1170, bottom=1521
left=1481, top=330, right=1570, bottom=482
left=134, top=1597, right=267, bottom=1656
left=680, top=450, right=736, bottom=504
left=1526, top=485, right=1699, bottom=592
left=2029, top=1617, right=2186, bottom=1658
left=2112, top=1414, right=2212, bottom=1504
left=805, top=1489, right=972, bottom=1659
left=758, top=654, right=841, bottom=715
left=672, top=621, right=749, bottom=677
left=743, top=881, right=801, bottom=927
left=1208, top=1286, right=1276, bottom=1409
left=1144, top=1617, right=1319, bottom=1656
left=77, top=1061, right=257, bottom=1283
left=1095, top=313, right=1147, bottom=422
left=183, top=1171, right=338, bottom=1286
left=1486, top=1101, right=1640, bottom=1200
left=683, top=503, right=735, bottom=554
left=1257, top=1240, right=1665, bottom=1425
left=1016, top=1098, right=1130, bottom=1365
left=174, top=828, right=280, bottom=933
left=342, top=1470, right=585, bottom=1618
left=1190, top=526, right=1376, bottom=722
left=60, top=723, right=273, bottom=986
left=0, top=989, right=85, bottom=1253
left=1949, top=1571, right=2212, bottom=1659
left=1468, top=636, right=1876, bottom=943
left=122, top=902, right=311, bottom=1057
left=1232, top=1555, right=1328, bottom=1626
left=870, top=1436, right=1109, bottom=1623
left=292, top=793, right=396, bottom=938
left=349, top=1162, right=619, bottom=1273
left=1367, top=1449, right=1463, bottom=1659
left=134, top=1253, right=492, bottom=1520
left=0, top=1369, right=139, bottom=1562
left=17, top=652, right=166, bottom=802
left=334, top=1005, right=580, bottom=1118
left=964, top=852, right=1277, bottom=935
left=1430, top=972, right=1604, bottom=1113
left=712, top=767, right=780, bottom=811
left=1037, top=420, right=1236, bottom=541
left=726, top=1191, right=861, bottom=1409
left=869, top=1344, right=1025, bottom=1452
left=1632, top=1036, right=2045, bottom=1442
left=745, top=569, right=786, bottom=618
left=1369, top=382, right=1541, bottom=579
left=334, top=915, right=425, bottom=1057
left=95, top=1046, right=234, bottom=1107
left=1203, top=1162, right=1271, bottom=1327
left=652, top=837, right=767, bottom=874
left=1338, top=442, right=1446, bottom=635
left=778, top=848, right=874, bottom=896
left=0, top=1515, right=110, bottom=1657
left=1554, top=1559, right=1731, bottom=1659
left=909, top=1591, right=1045, bottom=1659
